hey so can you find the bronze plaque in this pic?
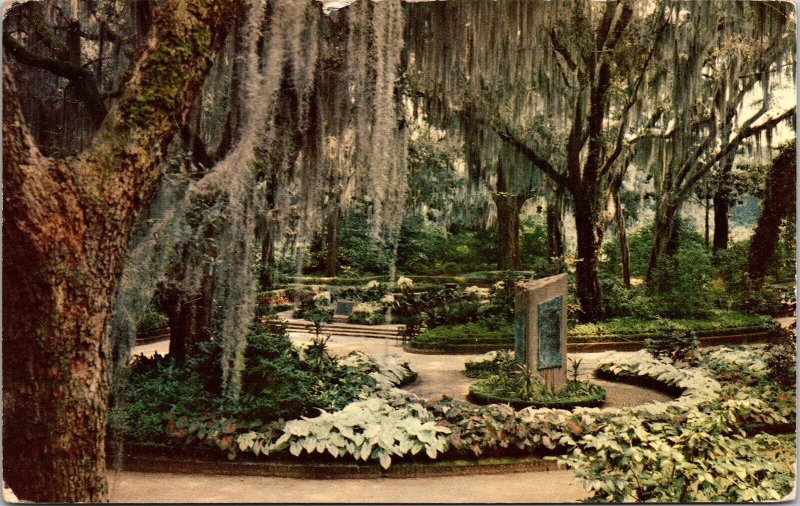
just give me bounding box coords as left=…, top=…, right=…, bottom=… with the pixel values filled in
left=537, top=296, right=562, bottom=370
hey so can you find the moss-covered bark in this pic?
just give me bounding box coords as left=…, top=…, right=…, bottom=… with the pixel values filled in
left=2, top=0, right=238, bottom=501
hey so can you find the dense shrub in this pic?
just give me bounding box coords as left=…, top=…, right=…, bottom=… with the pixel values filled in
left=570, top=311, right=775, bottom=342
left=644, top=324, right=699, bottom=365
left=413, top=322, right=513, bottom=346
left=117, top=353, right=211, bottom=443
left=766, top=327, right=796, bottom=389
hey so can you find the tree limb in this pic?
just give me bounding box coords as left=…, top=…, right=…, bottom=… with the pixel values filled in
left=3, top=32, right=108, bottom=125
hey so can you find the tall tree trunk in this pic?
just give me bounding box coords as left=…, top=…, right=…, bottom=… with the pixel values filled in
left=259, top=225, right=275, bottom=290
left=494, top=193, right=524, bottom=270
left=646, top=199, right=680, bottom=282
left=748, top=143, right=796, bottom=281
left=713, top=158, right=734, bottom=253
left=712, top=189, right=730, bottom=253
left=2, top=1, right=236, bottom=501
left=614, top=192, right=631, bottom=288
left=546, top=189, right=565, bottom=260
left=573, top=197, right=603, bottom=322
left=325, top=206, right=340, bottom=277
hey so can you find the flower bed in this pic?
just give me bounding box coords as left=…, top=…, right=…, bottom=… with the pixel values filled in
left=468, top=378, right=606, bottom=409
left=122, top=335, right=795, bottom=502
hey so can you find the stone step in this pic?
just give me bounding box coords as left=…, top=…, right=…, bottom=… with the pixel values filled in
left=285, top=322, right=401, bottom=339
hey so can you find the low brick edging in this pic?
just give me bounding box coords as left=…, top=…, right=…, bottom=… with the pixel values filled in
left=567, top=329, right=775, bottom=352
left=118, top=453, right=561, bottom=479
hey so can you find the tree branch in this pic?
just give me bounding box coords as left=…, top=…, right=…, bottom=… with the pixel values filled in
left=488, top=121, right=574, bottom=194
left=3, top=32, right=107, bottom=125
left=597, top=16, right=668, bottom=180
left=679, top=106, right=795, bottom=199
left=550, top=28, right=577, bottom=72
left=79, top=0, right=239, bottom=208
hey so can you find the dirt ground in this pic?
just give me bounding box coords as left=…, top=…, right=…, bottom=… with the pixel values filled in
left=108, top=469, right=588, bottom=503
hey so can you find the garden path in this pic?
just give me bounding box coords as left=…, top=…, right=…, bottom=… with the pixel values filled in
left=287, top=332, right=674, bottom=407
left=108, top=468, right=587, bottom=503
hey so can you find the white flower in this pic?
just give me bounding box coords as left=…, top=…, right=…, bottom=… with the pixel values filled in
left=397, top=277, right=413, bottom=289
left=381, top=294, right=396, bottom=304
left=493, top=281, right=505, bottom=291
left=313, top=291, right=331, bottom=303
left=464, top=285, right=481, bottom=294
left=365, top=280, right=381, bottom=289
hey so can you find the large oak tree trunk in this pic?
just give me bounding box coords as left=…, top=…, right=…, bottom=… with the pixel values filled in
left=573, top=197, right=603, bottom=322
left=713, top=158, right=734, bottom=253
left=2, top=1, right=236, bottom=501
left=748, top=143, right=796, bottom=281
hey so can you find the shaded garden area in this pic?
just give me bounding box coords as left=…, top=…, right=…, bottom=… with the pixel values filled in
left=2, top=0, right=796, bottom=502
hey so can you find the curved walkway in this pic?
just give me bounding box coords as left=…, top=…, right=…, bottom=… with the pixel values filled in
left=287, top=332, right=674, bottom=407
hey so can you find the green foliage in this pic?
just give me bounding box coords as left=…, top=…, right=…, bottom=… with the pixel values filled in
left=346, top=310, right=387, bottom=325
left=238, top=396, right=451, bottom=469
left=235, top=330, right=317, bottom=424
left=559, top=404, right=795, bottom=502
left=464, top=350, right=516, bottom=378
left=766, top=328, right=796, bottom=389
left=713, top=240, right=785, bottom=314
left=395, top=216, right=497, bottom=275
left=137, top=306, right=169, bottom=334
left=117, top=353, right=211, bottom=443
left=413, top=322, right=513, bottom=346
left=469, top=373, right=606, bottom=409
left=304, top=307, right=333, bottom=337
left=570, top=311, right=775, bottom=342
left=644, top=324, right=699, bottom=365
left=648, top=237, right=716, bottom=317
left=405, top=131, right=460, bottom=214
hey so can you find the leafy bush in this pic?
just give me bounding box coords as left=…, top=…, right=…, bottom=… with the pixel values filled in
left=559, top=402, right=795, bottom=502
left=766, top=327, right=796, bottom=389
left=347, top=310, right=387, bottom=325
left=234, top=330, right=317, bottom=423
left=464, top=350, right=516, bottom=378
left=237, top=396, right=451, bottom=469
left=413, top=322, right=514, bottom=346
left=117, top=353, right=211, bottom=443
left=644, top=324, right=699, bottom=365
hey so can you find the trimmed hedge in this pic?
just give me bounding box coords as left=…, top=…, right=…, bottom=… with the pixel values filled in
left=412, top=322, right=513, bottom=346
left=570, top=311, right=777, bottom=342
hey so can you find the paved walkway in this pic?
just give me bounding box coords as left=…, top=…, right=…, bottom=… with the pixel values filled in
left=109, top=469, right=586, bottom=503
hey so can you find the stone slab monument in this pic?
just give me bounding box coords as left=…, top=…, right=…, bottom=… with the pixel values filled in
left=332, top=300, right=355, bottom=322
left=514, top=273, right=568, bottom=391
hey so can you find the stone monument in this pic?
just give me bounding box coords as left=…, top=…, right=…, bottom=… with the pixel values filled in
left=332, top=300, right=355, bottom=322
left=514, top=273, right=568, bottom=391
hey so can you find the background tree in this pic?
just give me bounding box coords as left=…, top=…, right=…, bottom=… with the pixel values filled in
left=748, top=141, right=796, bottom=282
left=637, top=1, right=795, bottom=280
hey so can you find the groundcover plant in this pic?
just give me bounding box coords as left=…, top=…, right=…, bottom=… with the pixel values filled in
left=3, top=0, right=795, bottom=502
